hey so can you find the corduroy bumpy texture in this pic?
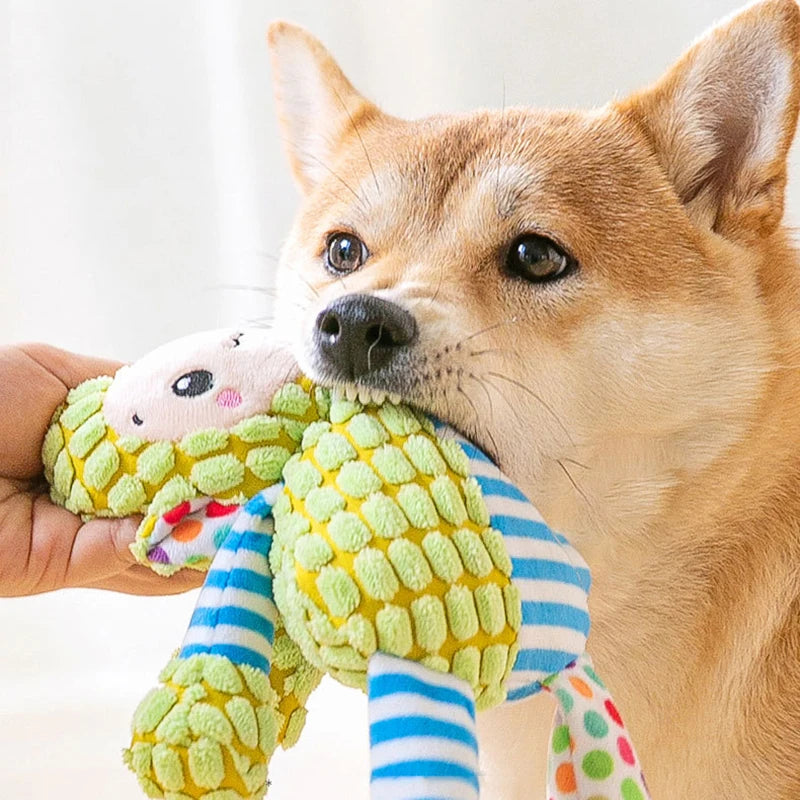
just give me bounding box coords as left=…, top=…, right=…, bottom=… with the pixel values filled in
left=271, top=396, right=520, bottom=710
left=42, top=341, right=649, bottom=800
left=124, top=627, right=321, bottom=800
left=41, top=377, right=326, bottom=573
left=41, top=372, right=327, bottom=799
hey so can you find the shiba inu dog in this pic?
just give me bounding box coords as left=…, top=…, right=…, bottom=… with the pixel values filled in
left=266, top=1, right=800, bottom=797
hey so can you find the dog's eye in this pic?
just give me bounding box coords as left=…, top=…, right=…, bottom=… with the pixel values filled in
left=172, top=370, right=214, bottom=397
left=505, top=234, right=576, bottom=283
left=325, top=232, right=368, bottom=274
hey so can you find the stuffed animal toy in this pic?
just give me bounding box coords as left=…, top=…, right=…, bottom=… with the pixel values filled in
left=42, top=327, right=650, bottom=800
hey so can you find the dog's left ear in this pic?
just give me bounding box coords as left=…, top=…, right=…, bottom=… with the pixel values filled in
left=618, top=0, right=800, bottom=240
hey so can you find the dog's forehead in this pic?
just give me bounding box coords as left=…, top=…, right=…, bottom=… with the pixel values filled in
left=339, top=107, right=654, bottom=228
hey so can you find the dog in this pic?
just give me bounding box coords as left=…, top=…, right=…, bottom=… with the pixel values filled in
left=266, top=1, right=800, bottom=797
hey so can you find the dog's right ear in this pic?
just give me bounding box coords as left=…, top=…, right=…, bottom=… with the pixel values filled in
left=618, top=0, right=800, bottom=242
left=267, top=22, right=382, bottom=194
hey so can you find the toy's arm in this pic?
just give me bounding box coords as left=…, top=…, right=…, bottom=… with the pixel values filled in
left=441, top=426, right=650, bottom=799
left=125, top=488, right=322, bottom=800
left=367, top=652, right=480, bottom=800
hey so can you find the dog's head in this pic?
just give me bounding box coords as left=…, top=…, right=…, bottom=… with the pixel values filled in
left=267, top=1, right=800, bottom=549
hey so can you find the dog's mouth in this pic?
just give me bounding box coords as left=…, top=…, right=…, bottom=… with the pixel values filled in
left=299, top=340, right=500, bottom=464
left=307, top=371, right=496, bottom=463
left=324, top=380, right=403, bottom=407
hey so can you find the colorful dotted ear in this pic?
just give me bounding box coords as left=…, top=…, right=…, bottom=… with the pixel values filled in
left=544, top=656, right=649, bottom=800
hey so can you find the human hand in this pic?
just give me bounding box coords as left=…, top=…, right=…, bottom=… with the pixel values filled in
left=0, top=344, right=204, bottom=596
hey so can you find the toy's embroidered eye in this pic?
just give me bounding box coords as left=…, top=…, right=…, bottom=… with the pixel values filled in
left=172, top=370, right=214, bottom=397
left=505, top=233, right=577, bottom=283
left=325, top=232, right=368, bottom=275
left=231, top=332, right=243, bottom=347
left=132, top=413, right=143, bottom=426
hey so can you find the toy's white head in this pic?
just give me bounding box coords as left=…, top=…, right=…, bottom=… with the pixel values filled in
left=103, top=329, right=297, bottom=440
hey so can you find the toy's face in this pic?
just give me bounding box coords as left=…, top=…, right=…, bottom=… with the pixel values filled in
left=103, top=329, right=297, bottom=440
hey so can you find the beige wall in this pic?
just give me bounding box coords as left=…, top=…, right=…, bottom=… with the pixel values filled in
left=1, top=1, right=796, bottom=798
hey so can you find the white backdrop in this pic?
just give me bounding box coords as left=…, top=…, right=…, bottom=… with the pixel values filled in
left=2, top=2, right=798, bottom=798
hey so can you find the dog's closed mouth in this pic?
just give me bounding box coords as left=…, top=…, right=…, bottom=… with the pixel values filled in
left=328, top=380, right=402, bottom=407
left=323, top=378, right=495, bottom=464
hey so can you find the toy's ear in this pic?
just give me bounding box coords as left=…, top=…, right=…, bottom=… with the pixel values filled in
left=617, top=0, right=800, bottom=240
left=267, top=21, right=386, bottom=194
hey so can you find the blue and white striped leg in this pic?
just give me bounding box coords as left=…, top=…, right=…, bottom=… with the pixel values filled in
left=368, top=653, right=480, bottom=800
left=179, top=486, right=282, bottom=672
left=441, top=426, right=592, bottom=699
left=125, top=487, right=287, bottom=799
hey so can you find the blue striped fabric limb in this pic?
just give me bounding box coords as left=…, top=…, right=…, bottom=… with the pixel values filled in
left=179, top=486, right=282, bottom=673
left=368, top=653, right=480, bottom=800
left=435, top=423, right=593, bottom=699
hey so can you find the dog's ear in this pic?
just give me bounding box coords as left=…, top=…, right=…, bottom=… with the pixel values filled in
left=267, top=22, right=381, bottom=194
left=618, top=0, right=800, bottom=240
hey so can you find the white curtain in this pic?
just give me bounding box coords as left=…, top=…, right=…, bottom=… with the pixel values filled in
left=1, top=1, right=796, bottom=798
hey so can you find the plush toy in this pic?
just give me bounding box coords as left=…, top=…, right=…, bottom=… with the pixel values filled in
left=42, top=328, right=650, bottom=800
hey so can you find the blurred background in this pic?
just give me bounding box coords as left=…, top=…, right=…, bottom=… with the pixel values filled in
left=1, top=1, right=798, bottom=798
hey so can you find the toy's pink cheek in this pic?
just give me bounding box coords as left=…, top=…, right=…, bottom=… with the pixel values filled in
left=216, top=388, right=242, bottom=409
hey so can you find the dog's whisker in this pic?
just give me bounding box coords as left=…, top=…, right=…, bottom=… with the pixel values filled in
left=332, top=86, right=380, bottom=198
left=485, top=370, right=576, bottom=447
left=253, top=250, right=280, bottom=263
left=212, top=283, right=280, bottom=297
left=296, top=273, right=321, bottom=299
left=554, top=458, right=592, bottom=506
left=336, top=274, right=350, bottom=294
left=284, top=137, right=371, bottom=213
left=494, top=77, right=507, bottom=201
left=462, top=387, right=502, bottom=468
left=426, top=261, right=446, bottom=309
left=470, top=346, right=520, bottom=359
left=466, top=371, right=497, bottom=424
left=478, top=371, right=530, bottom=438
left=559, top=456, right=591, bottom=471
left=456, top=378, right=495, bottom=458
left=366, top=322, right=383, bottom=373
left=456, top=317, right=519, bottom=347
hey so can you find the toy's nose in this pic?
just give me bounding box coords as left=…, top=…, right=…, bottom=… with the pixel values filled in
left=314, top=294, right=418, bottom=380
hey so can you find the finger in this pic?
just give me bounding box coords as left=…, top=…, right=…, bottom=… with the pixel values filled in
left=34, top=498, right=203, bottom=595
left=63, top=515, right=145, bottom=585
left=72, top=512, right=207, bottom=594
left=18, top=342, right=122, bottom=389
left=0, top=344, right=123, bottom=480
left=15, top=496, right=141, bottom=593
left=83, top=564, right=206, bottom=595
left=0, top=487, right=207, bottom=596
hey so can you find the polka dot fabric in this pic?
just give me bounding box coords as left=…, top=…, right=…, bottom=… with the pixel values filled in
left=544, top=654, right=650, bottom=800
left=140, top=497, right=242, bottom=569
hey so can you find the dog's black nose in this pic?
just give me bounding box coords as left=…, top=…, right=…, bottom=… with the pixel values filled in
left=314, top=294, right=417, bottom=379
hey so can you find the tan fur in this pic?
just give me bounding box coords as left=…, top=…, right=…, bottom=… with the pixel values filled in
left=268, top=3, right=800, bottom=797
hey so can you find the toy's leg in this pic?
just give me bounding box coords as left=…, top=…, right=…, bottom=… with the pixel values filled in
left=542, top=654, right=650, bottom=800
left=126, top=488, right=287, bottom=800
left=178, top=488, right=325, bottom=750
left=179, top=490, right=278, bottom=671
left=367, top=653, right=480, bottom=800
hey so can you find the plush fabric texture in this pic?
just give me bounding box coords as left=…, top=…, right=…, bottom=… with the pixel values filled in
left=124, top=491, right=323, bottom=800
left=368, top=652, right=480, bottom=800
left=42, top=374, right=322, bottom=575
left=544, top=655, right=649, bottom=800
left=41, top=331, right=649, bottom=800
left=271, top=401, right=520, bottom=705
